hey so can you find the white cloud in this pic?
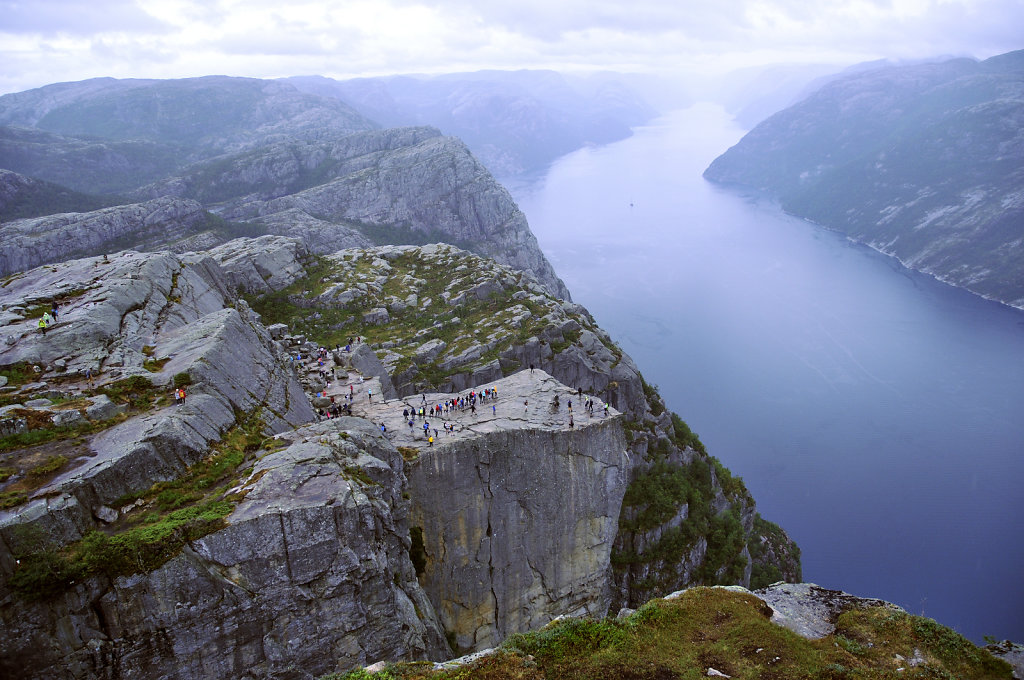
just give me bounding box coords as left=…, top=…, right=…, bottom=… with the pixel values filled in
left=0, top=0, right=1020, bottom=95
left=0, top=0, right=169, bottom=34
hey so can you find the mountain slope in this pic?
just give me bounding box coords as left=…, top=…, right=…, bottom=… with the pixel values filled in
left=0, top=76, right=376, bottom=157
left=0, top=77, right=570, bottom=298
left=704, top=50, right=1024, bottom=309
left=0, top=168, right=116, bottom=222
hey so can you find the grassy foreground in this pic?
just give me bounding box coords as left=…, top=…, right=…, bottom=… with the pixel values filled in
left=327, top=588, right=1011, bottom=680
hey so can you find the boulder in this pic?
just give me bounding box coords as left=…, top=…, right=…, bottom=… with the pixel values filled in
left=266, top=323, right=289, bottom=340
left=349, top=344, right=398, bottom=400
left=0, top=415, right=27, bottom=436
left=753, top=583, right=902, bottom=640
left=50, top=410, right=85, bottom=428
left=85, top=394, right=125, bottom=421
left=362, top=307, right=390, bottom=325
left=413, top=338, right=446, bottom=363
left=93, top=506, right=118, bottom=523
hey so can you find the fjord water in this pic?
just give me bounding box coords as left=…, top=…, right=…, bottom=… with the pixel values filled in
left=508, top=104, right=1024, bottom=643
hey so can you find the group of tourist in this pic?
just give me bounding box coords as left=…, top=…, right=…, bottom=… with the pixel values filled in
left=36, top=303, right=59, bottom=336
left=404, top=386, right=499, bottom=422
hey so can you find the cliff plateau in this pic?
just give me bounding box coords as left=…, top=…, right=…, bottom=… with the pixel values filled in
left=1, top=236, right=799, bottom=677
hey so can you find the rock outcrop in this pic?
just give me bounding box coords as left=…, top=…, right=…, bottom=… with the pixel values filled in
left=0, top=77, right=570, bottom=299
left=0, top=236, right=801, bottom=676
left=746, top=582, right=902, bottom=640
left=0, top=197, right=215, bottom=277
left=243, top=240, right=801, bottom=633
left=352, top=370, right=631, bottom=652
left=1, top=419, right=449, bottom=679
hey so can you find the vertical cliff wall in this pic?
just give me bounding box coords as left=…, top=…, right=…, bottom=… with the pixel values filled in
left=396, top=371, right=631, bottom=652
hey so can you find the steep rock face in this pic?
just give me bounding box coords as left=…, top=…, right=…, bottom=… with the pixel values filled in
left=0, top=236, right=801, bottom=677
left=1, top=419, right=448, bottom=679
left=704, top=50, right=1024, bottom=309
left=0, top=197, right=214, bottom=277
left=355, top=370, right=631, bottom=652
left=208, top=130, right=569, bottom=299
left=244, top=241, right=801, bottom=637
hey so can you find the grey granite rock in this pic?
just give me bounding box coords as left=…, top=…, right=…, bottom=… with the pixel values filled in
left=206, top=235, right=309, bottom=295
left=50, top=409, right=84, bottom=427
left=363, top=306, right=391, bottom=325
left=754, top=582, right=902, bottom=639
left=986, top=640, right=1024, bottom=679
left=349, top=343, right=398, bottom=401
left=0, top=197, right=211, bottom=277
left=375, top=370, right=631, bottom=652
left=84, top=394, right=125, bottom=421
left=0, top=419, right=449, bottom=679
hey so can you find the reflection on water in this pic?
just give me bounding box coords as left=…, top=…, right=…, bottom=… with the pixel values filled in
left=509, top=104, right=1024, bottom=642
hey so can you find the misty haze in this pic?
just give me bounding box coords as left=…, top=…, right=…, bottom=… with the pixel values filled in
left=1, top=2, right=1022, bottom=678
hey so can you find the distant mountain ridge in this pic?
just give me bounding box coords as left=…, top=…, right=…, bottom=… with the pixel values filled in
left=283, top=70, right=656, bottom=176
left=0, top=75, right=572, bottom=298
left=704, top=50, right=1024, bottom=309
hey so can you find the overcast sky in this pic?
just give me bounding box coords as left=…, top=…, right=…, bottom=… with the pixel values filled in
left=1, top=0, right=1021, bottom=95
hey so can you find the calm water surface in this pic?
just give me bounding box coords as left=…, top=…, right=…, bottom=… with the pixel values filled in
left=508, top=104, right=1024, bottom=643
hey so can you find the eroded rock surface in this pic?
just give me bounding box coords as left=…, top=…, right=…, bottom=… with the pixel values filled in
left=1, top=419, right=448, bottom=679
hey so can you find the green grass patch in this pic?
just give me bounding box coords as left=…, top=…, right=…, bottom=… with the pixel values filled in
left=397, top=446, right=419, bottom=462
left=0, top=490, right=28, bottom=509
left=26, top=454, right=68, bottom=478
left=669, top=412, right=706, bottom=456
left=143, top=357, right=170, bottom=373
left=99, top=375, right=160, bottom=410
left=613, top=458, right=749, bottom=592
left=358, top=587, right=1011, bottom=680
left=7, top=417, right=267, bottom=601
left=0, top=362, right=37, bottom=387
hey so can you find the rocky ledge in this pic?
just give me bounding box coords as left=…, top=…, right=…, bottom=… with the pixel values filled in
left=349, top=369, right=630, bottom=652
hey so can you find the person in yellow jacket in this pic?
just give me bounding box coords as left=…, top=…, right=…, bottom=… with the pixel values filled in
left=38, top=317, right=48, bottom=336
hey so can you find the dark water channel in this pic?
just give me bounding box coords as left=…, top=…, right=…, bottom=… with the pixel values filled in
left=507, top=104, right=1024, bottom=643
